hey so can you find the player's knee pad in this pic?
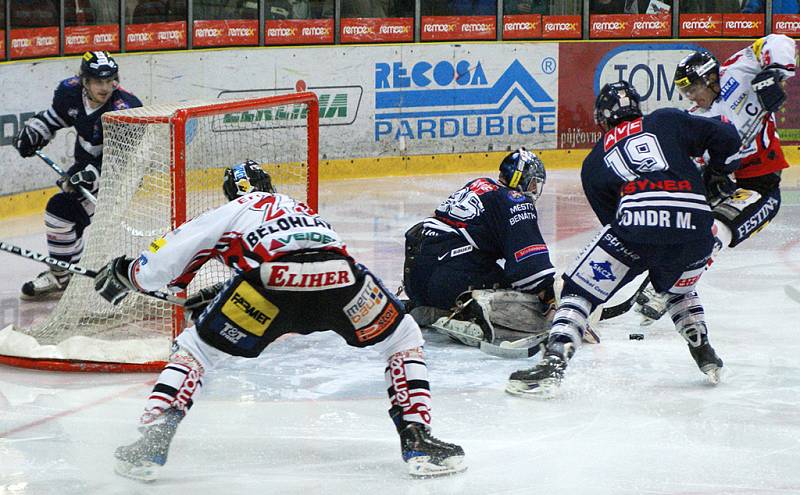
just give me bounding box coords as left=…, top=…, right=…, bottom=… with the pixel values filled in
left=385, top=347, right=431, bottom=427
left=548, top=294, right=592, bottom=347
left=45, top=191, right=91, bottom=227
left=142, top=344, right=205, bottom=425
left=713, top=188, right=780, bottom=247
left=373, top=314, right=425, bottom=360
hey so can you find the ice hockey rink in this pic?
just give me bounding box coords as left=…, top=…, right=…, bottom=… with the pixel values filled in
left=1, top=169, right=799, bottom=495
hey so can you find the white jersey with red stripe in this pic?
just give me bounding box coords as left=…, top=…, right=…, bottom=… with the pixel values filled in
left=690, top=34, right=796, bottom=179
left=129, top=192, right=348, bottom=292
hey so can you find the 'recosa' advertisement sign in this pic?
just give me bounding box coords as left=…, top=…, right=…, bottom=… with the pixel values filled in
left=373, top=51, right=559, bottom=149
left=556, top=40, right=800, bottom=149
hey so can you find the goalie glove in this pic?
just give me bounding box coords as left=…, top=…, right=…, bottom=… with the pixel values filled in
left=752, top=69, right=786, bottom=113
left=704, top=169, right=737, bottom=208
left=58, top=164, right=100, bottom=194
left=184, top=282, right=224, bottom=320
left=14, top=117, right=51, bottom=158
left=95, top=256, right=137, bottom=305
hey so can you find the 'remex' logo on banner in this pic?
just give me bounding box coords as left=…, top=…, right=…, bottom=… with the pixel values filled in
left=590, top=14, right=671, bottom=38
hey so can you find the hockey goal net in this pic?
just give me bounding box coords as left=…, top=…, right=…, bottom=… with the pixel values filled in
left=0, top=92, right=319, bottom=372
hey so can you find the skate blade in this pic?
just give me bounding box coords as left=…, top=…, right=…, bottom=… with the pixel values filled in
left=505, top=379, right=559, bottom=399
left=114, top=459, right=161, bottom=482
left=701, top=365, right=723, bottom=385
left=407, top=455, right=467, bottom=478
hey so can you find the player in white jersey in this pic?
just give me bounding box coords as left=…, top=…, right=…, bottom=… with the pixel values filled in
left=93, top=160, right=466, bottom=481
left=635, top=34, right=797, bottom=324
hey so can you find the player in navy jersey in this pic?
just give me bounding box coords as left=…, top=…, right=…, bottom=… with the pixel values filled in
left=403, top=148, right=557, bottom=347
left=506, top=81, right=742, bottom=397
left=14, top=51, right=142, bottom=300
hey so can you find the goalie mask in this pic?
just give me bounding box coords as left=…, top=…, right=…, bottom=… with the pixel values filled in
left=223, top=160, right=275, bottom=201
left=499, top=148, right=546, bottom=202
left=594, top=81, right=643, bottom=130
left=674, top=50, right=720, bottom=110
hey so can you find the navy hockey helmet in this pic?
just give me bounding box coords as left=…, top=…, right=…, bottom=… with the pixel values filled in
left=80, top=51, right=119, bottom=80
left=223, top=160, right=275, bottom=201
left=594, top=81, right=643, bottom=129
left=499, top=148, right=546, bottom=201
left=674, top=50, right=720, bottom=92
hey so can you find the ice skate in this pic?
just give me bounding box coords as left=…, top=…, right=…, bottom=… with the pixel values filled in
left=689, top=341, right=724, bottom=385
left=506, top=346, right=569, bottom=398
left=20, top=269, right=70, bottom=300
left=114, top=407, right=184, bottom=482
left=399, top=422, right=466, bottom=477
left=634, top=285, right=669, bottom=326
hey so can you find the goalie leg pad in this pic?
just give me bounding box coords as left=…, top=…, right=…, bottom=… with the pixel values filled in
left=713, top=188, right=780, bottom=248
left=472, top=289, right=552, bottom=334
left=385, top=348, right=431, bottom=427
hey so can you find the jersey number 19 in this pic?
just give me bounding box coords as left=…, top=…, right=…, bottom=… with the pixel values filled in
left=604, top=133, right=669, bottom=181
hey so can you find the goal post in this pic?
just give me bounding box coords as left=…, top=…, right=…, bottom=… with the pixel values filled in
left=0, top=92, right=319, bottom=372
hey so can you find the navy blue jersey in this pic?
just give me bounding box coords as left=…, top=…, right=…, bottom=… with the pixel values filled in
left=582, top=108, right=741, bottom=245
left=37, top=77, right=142, bottom=171
left=427, top=177, right=556, bottom=292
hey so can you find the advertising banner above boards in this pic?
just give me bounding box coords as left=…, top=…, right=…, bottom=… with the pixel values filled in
left=0, top=39, right=798, bottom=196
left=0, top=30, right=4, bottom=59
left=421, top=16, right=497, bottom=41
left=126, top=21, right=187, bottom=51
left=502, top=15, right=582, bottom=40
left=9, top=27, right=59, bottom=59
left=773, top=14, right=800, bottom=36
left=590, top=14, right=672, bottom=39
left=679, top=13, right=765, bottom=37
left=264, top=19, right=334, bottom=45
left=193, top=20, right=259, bottom=47
left=340, top=17, right=413, bottom=43
left=557, top=40, right=800, bottom=149
left=64, top=24, right=120, bottom=54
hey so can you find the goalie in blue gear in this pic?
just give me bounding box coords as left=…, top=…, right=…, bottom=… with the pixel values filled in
left=14, top=51, right=142, bottom=300
left=402, top=148, right=556, bottom=350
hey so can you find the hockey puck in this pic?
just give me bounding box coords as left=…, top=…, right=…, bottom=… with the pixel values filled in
left=629, top=333, right=644, bottom=340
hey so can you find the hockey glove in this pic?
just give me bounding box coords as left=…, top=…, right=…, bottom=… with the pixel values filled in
left=185, top=282, right=224, bottom=320
left=95, top=256, right=137, bottom=305
left=752, top=69, right=786, bottom=113
left=14, top=118, right=50, bottom=158
left=59, top=164, right=99, bottom=194
left=704, top=169, right=737, bottom=207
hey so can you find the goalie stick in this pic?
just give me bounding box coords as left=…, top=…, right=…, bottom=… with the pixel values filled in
left=480, top=276, right=651, bottom=359
left=0, top=240, right=185, bottom=306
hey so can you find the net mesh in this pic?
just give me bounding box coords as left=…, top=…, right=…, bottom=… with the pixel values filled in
left=0, top=96, right=314, bottom=368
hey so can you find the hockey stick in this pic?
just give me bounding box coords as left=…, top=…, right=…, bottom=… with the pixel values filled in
left=35, top=150, right=97, bottom=204
left=599, top=275, right=651, bottom=320
left=784, top=285, right=800, bottom=304
left=35, top=151, right=162, bottom=238
left=0, top=240, right=185, bottom=306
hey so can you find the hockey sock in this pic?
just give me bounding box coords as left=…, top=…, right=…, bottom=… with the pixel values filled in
left=44, top=212, right=84, bottom=267
left=547, top=295, right=592, bottom=353
left=666, top=292, right=707, bottom=345
left=385, top=348, right=431, bottom=427
left=141, top=348, right=205, bottom=425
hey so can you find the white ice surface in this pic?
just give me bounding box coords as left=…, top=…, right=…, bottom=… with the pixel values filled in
left=1, top=170, right=799, bottom=495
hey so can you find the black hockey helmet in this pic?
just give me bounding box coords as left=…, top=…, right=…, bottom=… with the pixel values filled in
left=594, top=81, right=643, bottom=129
left=499, top=147, right=546, bottom=201
left=223, top=160, right=275, bottom=201
left=80, top=51, right=119, bottom=80
left=674, top=50, right=719, bottom=91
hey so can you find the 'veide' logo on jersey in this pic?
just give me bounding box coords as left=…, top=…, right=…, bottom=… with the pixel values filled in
left=263, top=260, right=355, bottom=291
left=720, top=78, right=740, bottom=101
left=589, top=261, right=616, bottom=282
